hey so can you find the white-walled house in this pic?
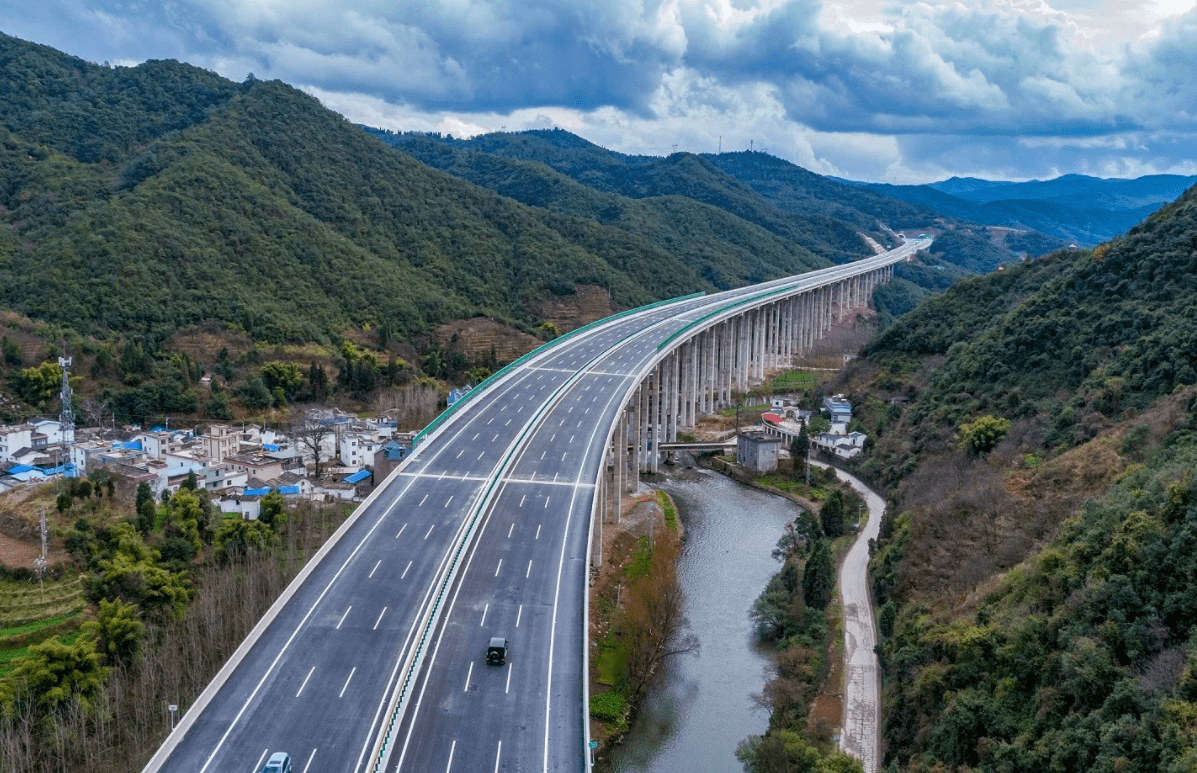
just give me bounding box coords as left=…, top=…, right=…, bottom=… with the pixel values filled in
left=0, top=424, right=34, bottom=464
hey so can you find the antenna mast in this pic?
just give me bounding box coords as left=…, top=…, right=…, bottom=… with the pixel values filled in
left=59, top=355, right=75, bottom=476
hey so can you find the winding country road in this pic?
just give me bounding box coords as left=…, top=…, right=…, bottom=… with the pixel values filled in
left=814, top=462, right=884, bottom=773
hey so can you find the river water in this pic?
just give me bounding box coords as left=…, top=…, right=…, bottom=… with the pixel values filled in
left=610, top=470, right=803, bottom=773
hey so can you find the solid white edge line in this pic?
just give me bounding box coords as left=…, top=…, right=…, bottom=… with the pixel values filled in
left=301, top=748, right=317, bottom=773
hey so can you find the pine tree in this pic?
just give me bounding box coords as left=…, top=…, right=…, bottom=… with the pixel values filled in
left=801, top=539, right=834, bottom=609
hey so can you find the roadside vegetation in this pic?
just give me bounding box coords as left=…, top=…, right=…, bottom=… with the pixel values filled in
left=0, top=477, right=350, bottom=773
left=838, top=182, right=1197, bottom=770
left=734, top=450, right=865, bottom=773
left=589, top=492, right=696, bottom=762
left=872, top=392, right=1197, bottom=772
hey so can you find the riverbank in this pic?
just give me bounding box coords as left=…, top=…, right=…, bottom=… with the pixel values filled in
left=588, top=486, right=686, bottom=767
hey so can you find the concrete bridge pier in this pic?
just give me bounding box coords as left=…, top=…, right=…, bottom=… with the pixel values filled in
left=606, top=261, right=896, bottom=530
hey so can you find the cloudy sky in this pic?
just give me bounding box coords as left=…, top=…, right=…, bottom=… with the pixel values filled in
left=4, top=0, right=1197, bottom=182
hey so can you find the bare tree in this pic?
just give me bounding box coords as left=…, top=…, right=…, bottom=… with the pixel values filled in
left=370, top=383, right=440, bottom=430
left=291, top=410, right=334, bottom=479
left=620, top=538, right=699, bottom=700
left=80, top=398, right=113, bottom=429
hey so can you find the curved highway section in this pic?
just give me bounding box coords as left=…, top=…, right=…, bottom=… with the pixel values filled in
left=144, top=239, right=927, bottom=773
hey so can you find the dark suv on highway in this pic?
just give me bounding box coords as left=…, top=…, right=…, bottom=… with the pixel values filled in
left=486, top=637, right=509, bottom=665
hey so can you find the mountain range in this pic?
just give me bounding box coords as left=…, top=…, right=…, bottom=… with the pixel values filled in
left=864, top=173, right=1197, bottom=246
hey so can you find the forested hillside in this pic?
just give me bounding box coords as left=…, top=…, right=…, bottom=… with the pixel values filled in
left=828, top=181, right=1197, bottom=771
left=373, top=128, right=1073, bottom=280
left=0, top=33, right=833, bottom=353
left=368, top=127, right=888, bottom=263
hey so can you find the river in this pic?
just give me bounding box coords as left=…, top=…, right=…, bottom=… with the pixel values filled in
left=610, top=470, right=802, bottom=773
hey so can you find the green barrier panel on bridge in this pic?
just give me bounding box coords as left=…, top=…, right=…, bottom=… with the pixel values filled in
left=411, top=292, right=704, bottom=447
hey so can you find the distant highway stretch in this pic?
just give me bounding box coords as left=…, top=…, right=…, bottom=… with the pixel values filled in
left=144, top=238, right=928, bottom=773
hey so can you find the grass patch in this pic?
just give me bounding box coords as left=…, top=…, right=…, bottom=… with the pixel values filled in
left=0, top=612, right=80, bottom=640
left=623, top=536, right=651, bottom=580
left=656, top=491, right=678, bottom=531
left=770, top=370, right=817, bottom=392
left=718, top=403, right=772, bottom=417
left=0, top=645, right=33, bottom=666
left=590, top=689, right=629, bottom=734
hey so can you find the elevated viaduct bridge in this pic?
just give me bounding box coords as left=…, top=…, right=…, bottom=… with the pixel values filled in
left=144, top=239, right=926, bottom=773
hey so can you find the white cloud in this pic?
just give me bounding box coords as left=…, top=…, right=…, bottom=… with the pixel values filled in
left=2, top=0, right=1196, bottom=181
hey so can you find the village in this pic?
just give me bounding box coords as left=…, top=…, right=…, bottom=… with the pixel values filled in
left=0, top=410, right=414, bottom=520
left=0, top=367, right=867, bottom=520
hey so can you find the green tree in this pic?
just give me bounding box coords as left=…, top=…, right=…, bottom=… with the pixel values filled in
left=56, top=491, right=73, bottom=515
left=307, top=363, right=329, bottom=401
left=82, top=598, right=143, bottom=667
left=205, top=392, right=233, bottom=420
left=94, top=549, right=191, bottom=620
left=258, top=491, right=286, bottom=530
left=260, top=361, right=304, bottom=402
left=801, top=539, right=834, bottom=609
left=790, top=427, right=808, bottom=480
left=957, top=415, right=1012, bottom=456
left=420, top=348, right=447, bottom=380
left=181, top=469, right=198, bottom=491
left=12, top=360, right=61, bottom=407
left=807, top=415, right=831, bottom=435
left=214, top=516, right=278, bottom=560
left=163, top=488, right=205, bottom=553
left=1, top=335, right=20, bottom=367
left=136, top=498, right=156, bottom=535
left=235, top=374, right=273, bottom=409
left=820, top=490, right=845, bottom=538
left=736, top=728, right=862, bottom=773
left=135, top=481, right=153, bottom=512
left=10, top=635, right=108, bottom=713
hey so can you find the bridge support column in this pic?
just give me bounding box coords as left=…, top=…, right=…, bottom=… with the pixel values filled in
left=622, top=409, right=632, bottom=504
left=739, top=315, right=748, bottom=394
left=756, top=307, right=766, bottom=382
left=804, top=290, right=814, bottom=352
left=592, top=470, right=603, bottom=567
left=650, top=366, right=661, bottom=474
left=684, top=339, right=695, bottom=428
left=718, top=320, right=727, bottom=409
left=669, top=349, right=680, bottom=446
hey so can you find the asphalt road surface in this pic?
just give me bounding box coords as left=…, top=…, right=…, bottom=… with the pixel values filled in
left=145, top=241, right=925, bottom=773
left=817, top=462, right=885, bottom=773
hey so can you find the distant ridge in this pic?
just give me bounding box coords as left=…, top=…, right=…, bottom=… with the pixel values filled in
left=867, top=173, right=1197, bottom=245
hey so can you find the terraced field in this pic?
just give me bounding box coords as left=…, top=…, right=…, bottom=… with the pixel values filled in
left=0, top=574, right=88, bottom=676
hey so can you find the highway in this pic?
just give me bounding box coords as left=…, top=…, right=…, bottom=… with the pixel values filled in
left=145, top=238, right=927, bottom=773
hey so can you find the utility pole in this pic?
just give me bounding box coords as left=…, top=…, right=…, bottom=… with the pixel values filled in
left=35, top=506, right=47, bottom=595
left=805, top=430, right=812, bottom=487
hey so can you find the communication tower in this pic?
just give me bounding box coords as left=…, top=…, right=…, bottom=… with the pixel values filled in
left=58, top=356, right=76, bottom=476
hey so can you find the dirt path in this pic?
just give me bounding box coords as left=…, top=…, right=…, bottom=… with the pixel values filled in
left=814, top=462, right=883, bottom=773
